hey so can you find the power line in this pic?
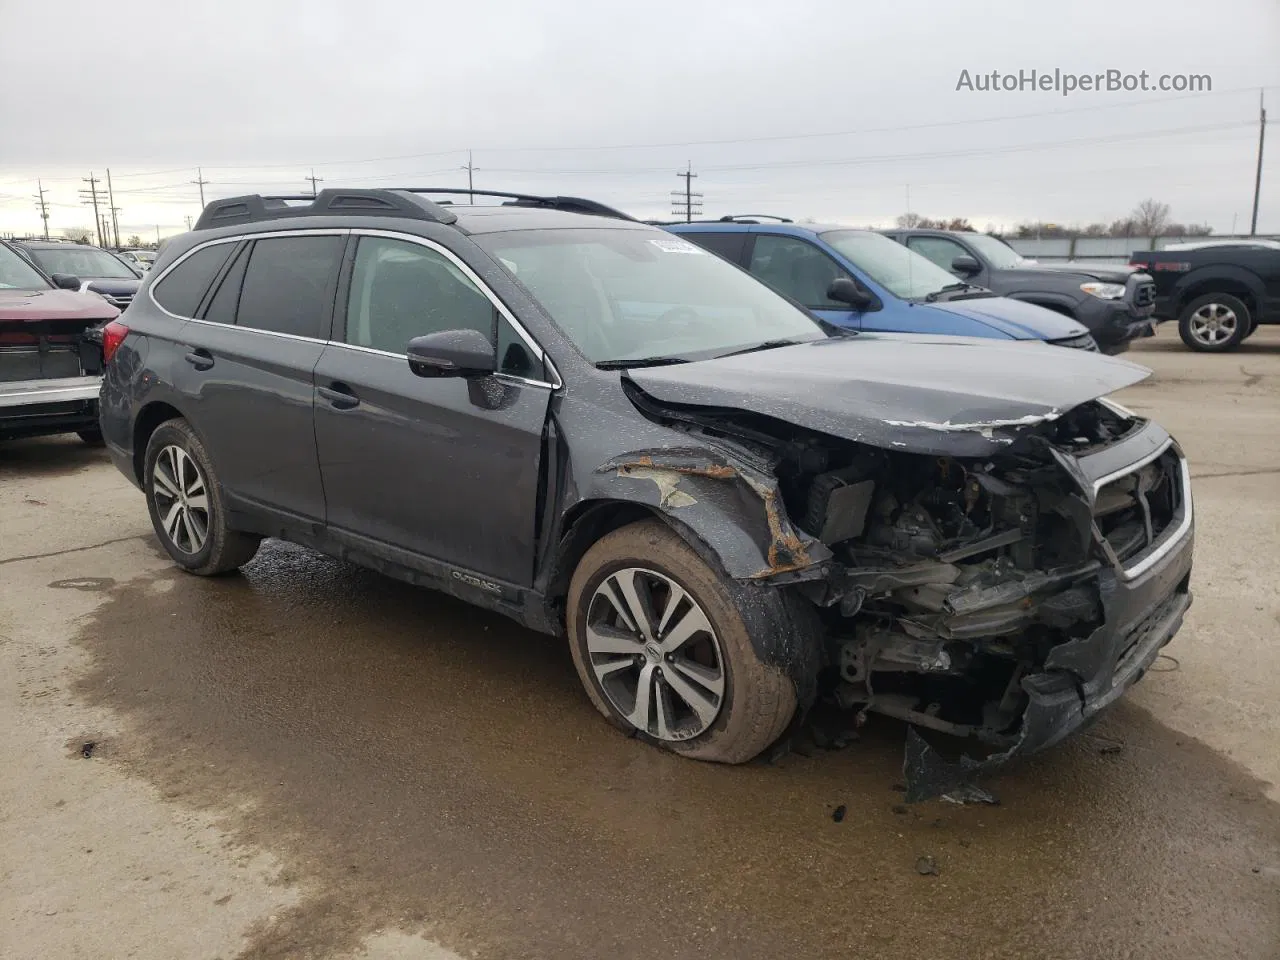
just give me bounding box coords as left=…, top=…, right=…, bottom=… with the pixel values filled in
left=33, top=179, right=49, bottom=239
left=671, top=162, right=702, bottom=222
left=79, top=173, right=104, bottom=246
left=191, top=167, right=209, bottom=207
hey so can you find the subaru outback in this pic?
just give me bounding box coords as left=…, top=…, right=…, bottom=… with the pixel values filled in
left=100, top=189, right=1194, bottom=788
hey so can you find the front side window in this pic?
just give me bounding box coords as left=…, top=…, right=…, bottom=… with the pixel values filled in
left=822, top=230, right=962, bottom=300
left=746, top=235, right=848, bottom=308
left=0, top=244, right=51, bottom=290
left=475, top=228, right=823, bottom=366
left=151, top=243, right=236, bottom=317
left=28, top=246, right=140, bottom=279
left=963, top=233, right=1027, bottom=269
left=237, top=235, right=344, bottom=338
left=906, top=236, right=972, bottom=274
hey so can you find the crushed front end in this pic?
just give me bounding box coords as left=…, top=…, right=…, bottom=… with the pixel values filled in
left=628, top=390, right=1194, bottom=793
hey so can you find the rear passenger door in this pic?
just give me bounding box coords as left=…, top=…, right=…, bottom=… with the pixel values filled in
left=172, top=231, right=344, bottom=523
left=312, top=232, right=553, bottom=588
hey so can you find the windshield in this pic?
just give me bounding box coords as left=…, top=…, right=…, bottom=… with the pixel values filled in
left=475, top=228, right=826, bottom=365
left=963, top=233, right=1027, bottom=269
left=822, top=230, right=963, bottom=300
left=0, top=244, right=52, bottom=290
left=27, top=246, right=139, bottom=280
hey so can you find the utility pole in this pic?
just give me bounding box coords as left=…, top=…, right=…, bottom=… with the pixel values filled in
left=304, top=168, right=323, bottom=197
left=33, top=179, right=50, bottom=239
left=191, top=167, right=209, bottom=208
left=106, top=168, right=121, bottom=248
left=184, top=215, right=193, bottom=231
left=1250, top=89, right=1266, bottom=236
left=80, top=173, right=104, bottom=247
left=671, top=162, right=702, bottom=222
left=461, top=151, right=477, bottom=203
left=100, top=214, right=111, bottom=249
left=155, top=225, right=161, bottom=246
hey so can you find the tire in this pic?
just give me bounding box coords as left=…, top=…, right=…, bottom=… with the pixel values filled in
left=1178, top=293, right=1251, bottom=352
left=567, top=519, right=798, bottom=764
left=76, top=426, right=105, bottom=446
left=143, top=418, right=261, bottom=575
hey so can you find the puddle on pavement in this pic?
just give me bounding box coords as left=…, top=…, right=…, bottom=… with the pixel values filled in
left=73, top=540, right=1280, bottom=960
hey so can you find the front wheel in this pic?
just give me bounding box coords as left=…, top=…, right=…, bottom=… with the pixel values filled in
left=567, top=520, right=799, bottom=764
left=1178, top=293, right=1251, bottom=352
left=143, top=419, right=261, bottom=575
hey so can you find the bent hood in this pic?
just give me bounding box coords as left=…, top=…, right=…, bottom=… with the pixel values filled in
left=627, top=333, right=1149, bottom=457
left=928, top=295, right=1087, bottom=340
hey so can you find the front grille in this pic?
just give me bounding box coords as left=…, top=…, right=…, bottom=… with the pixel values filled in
left=1052, top=333, right=1099, bottom=351
left=1093, top=448, right=1183, bottom=568
left=1132, top=282, right=1155, bottom=309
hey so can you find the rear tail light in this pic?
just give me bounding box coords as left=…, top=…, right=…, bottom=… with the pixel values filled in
left=101, top=320, right=129, bottom=363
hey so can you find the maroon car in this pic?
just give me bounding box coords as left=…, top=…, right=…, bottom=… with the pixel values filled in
left=0, top=239, right=119, bottom=443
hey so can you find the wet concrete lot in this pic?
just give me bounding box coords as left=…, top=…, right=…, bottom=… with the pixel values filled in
left=3, top=325, right=1279, bottom=960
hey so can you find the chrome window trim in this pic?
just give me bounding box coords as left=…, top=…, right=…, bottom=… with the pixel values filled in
left=322, top=338, right=558, bottom=391
left=1089, top=438, right=1193, bottom=581
left=146, top=229, right=349, bottom=322
left=184, top=315, right=328, bottom=346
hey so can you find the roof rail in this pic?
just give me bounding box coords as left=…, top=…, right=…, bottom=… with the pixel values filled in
left=717, top=214, right=793, bottom=224
left=398, top=188, right=634, bottom=221
left=193, top=189, right=460, bottom=231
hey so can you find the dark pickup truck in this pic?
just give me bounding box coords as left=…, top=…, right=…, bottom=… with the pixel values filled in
left=1128, top=240, right=1280, bottom=352
left=883, top=229, right=1157, bottom=354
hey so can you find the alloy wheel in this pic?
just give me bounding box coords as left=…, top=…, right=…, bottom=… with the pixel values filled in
left=152, top=444, right=210, bottom=555
left=585, top=567, right=726, bottom=741
left=1188, top=302, right=1238, bottom=346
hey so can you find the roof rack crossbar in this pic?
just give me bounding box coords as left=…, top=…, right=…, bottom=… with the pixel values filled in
left=718, top=214, right=794, bottom=223
left=398, top=188, right=634, bottom=221
left=193, top=189, right=459, bottom=230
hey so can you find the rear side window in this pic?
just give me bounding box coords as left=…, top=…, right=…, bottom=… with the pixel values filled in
left=236, top=235, right=344, bottom=338
left=151, top=244, right=235, bottom=317
left=201, top=245, right=249, bottom=325
left=679, top=231, right=747, bottom=264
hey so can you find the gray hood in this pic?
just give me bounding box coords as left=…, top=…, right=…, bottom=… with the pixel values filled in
left=626, top=333, right=1150, bottom=457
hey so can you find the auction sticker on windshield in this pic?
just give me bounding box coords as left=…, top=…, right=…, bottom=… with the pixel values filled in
left=649, top=237, right=707, bottom=254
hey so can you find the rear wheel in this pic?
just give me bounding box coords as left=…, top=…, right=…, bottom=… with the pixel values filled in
left=1178, top=293, right=1251, bottom=352
left=567, top=520, right=798, bottom=764
left=143, top=419, right=261, bottom=575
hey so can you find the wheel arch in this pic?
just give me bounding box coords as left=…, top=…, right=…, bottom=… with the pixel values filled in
left=131, top=400, right=188, bottom=484
left=1174, top=268, right=1263, bottom=317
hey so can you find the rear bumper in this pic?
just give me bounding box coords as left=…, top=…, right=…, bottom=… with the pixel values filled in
left=0, top=375, right=102, bottom=409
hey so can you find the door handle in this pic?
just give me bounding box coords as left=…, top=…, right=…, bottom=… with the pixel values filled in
left=317, top=383, right=359, bottom=410
left=184, top=348, right=214, bottom=371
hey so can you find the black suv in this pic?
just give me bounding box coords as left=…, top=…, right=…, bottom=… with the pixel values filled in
left=100, top=188, right=1194, bottom=782
left=882, top=229, right=1158, bottom=354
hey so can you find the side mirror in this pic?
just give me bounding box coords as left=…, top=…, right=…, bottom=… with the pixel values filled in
left=827, top=277, right=873, bottom=309
left=51, top=274, right=82, bottom=291
left=951, top=255, right=981, bottom=277
left=406, top=329, right=496, bottom=379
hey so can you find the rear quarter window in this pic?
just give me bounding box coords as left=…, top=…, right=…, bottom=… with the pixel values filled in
left=151, top=244, right=236, bottom=317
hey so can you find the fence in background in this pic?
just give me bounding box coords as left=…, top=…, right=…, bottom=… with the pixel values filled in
left=1003, top=234, right=1280, bottom=262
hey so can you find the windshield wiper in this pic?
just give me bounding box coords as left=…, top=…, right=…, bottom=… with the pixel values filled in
left=714, top=337, right=809, bottom=359
left=923, top=282, right=981, bottom=302
left=595, top=356, right=691, bottom=370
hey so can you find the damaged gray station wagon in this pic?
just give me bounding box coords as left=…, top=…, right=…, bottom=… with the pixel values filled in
left=99, top=189, right=1194, bottom=779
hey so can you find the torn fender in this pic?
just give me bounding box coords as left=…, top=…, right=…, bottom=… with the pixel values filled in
left=592, top=449, right=832, bottom=580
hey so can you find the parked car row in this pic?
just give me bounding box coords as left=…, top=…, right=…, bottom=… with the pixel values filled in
left=75, top=187, right=1193, bottom=794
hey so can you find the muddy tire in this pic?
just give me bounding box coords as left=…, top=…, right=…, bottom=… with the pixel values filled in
left=1178, top=293, right=1251, bottom=352
left=567, top=519, right=797, bottom=764
left=143, top=419, right=261, bottom=576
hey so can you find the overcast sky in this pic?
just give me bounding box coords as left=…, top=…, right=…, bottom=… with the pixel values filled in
left=1, top=0, right=1277, bottom=240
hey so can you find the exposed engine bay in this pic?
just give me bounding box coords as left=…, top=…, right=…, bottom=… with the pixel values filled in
left=619, top=382, right=1193, bottom=789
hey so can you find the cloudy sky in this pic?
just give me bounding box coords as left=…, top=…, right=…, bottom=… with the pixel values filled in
left=1, top=0, right=1277, bottom=241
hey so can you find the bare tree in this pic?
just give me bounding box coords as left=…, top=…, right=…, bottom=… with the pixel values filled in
left=126, top=234, right=143, bottom=247
left=895, top=212, right=922, bottom=228
left=1131, top=199, right=1171, bottom=236
left=945, top=217, right=974, bottom=232
left=60, top=226, right=94, bottom=243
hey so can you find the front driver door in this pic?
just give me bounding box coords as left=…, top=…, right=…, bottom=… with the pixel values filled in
left=313, top=232, right=553, bottom=588
left=745, top=233, right=861, bottom=329
left=906, top=235, right=989, bottom=288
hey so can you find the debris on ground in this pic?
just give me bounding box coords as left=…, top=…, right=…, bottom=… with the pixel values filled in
left=80, top=741, right=96, bottom=759
left=915, top=855, right=939, bottom=876
left=940, top=783, right=999, bottom=805
left=891, top=804, right=908, bottom=816
left=832, top=804, right=847, bottom=823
